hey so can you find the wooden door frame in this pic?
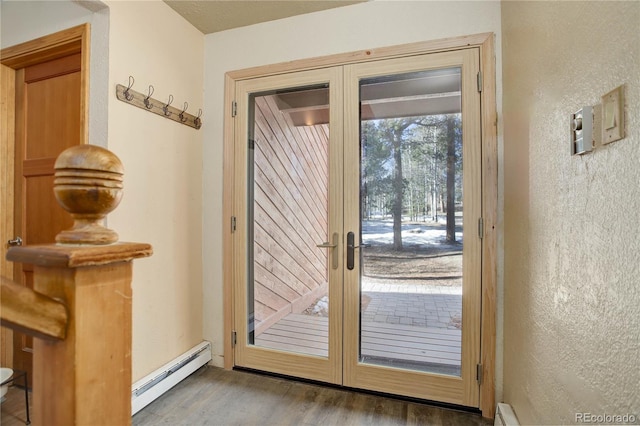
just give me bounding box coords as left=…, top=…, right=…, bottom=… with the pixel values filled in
left=222, top=33, right=498, bottom=418
left=341, top=48, right=482, bottom=408
left=0, top=23, right=90, bottom=369
left=232, top=67, right=344, bottom=385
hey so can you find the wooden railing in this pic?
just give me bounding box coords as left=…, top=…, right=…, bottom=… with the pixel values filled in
left=0, top=276, right=67, bottom=341
left=1, top=145, right=152, bottom=426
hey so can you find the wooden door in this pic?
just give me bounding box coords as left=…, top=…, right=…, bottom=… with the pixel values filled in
left=233, top=67, right=344, bottom=384
left=232, top=47, right=483, bottom=408
left=12, top=53, right=82, bottom=386
left=342, top=49, right=482, bottom=407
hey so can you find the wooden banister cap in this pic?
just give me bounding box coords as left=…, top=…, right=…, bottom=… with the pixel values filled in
left=6, top=242, right=153, bottom=268
left=6, top=145, right=154, bottom=265
left=55, top=144, right=124, bottom=174
left=54, top=145, right=124, bottom=245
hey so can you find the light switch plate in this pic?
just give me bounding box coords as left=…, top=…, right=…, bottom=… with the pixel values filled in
left=601, top=85, right=625, bottom=144
left=570, top=106, right=593, bottom=155
left=592, top=104, right=603, bottom=149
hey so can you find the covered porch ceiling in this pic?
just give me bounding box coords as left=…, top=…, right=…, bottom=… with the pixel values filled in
left=274, top=67, right=462, bottom=126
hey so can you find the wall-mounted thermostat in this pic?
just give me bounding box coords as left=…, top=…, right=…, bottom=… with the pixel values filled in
left=570, top=106, right=593, bottom=155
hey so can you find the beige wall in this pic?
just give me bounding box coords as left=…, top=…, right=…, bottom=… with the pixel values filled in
left=0, top=0, right=110, bottom=149
left=1, top=0, right=205, bottom=382
left=105, top=0, right=204, bottom=382
left=502, top=2, right=640, bottom=424
left=0, top=1, right=93, bottom=47
left=203, top=0, right=504, bottom=397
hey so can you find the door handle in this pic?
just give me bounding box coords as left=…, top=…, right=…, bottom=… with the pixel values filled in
left=346, top=232, right=359, bottom=270
left=317, top=232, right=339, bottom=270
left=7, top=236, right=22, bottom=246
left=316, top=242, right=337, bottom=249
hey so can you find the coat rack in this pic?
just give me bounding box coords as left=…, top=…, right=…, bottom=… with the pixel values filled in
left=115, top=76, right=202, bottom=129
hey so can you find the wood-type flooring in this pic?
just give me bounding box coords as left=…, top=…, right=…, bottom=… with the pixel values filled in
left=1, top=366, right=492, bottom=425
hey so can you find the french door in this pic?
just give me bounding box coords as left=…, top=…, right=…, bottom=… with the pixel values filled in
left=232, top=48, right=481, bottom=407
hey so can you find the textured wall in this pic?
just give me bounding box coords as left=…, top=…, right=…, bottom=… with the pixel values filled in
left=502, top=2, right=640, bottom=424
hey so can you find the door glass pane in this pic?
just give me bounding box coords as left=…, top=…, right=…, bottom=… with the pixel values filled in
left=247, top=84, right=331, bottom=358
left=359, top=68, right=463, bottom=376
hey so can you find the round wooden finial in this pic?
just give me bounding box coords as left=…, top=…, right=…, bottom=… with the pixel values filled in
left=53, top=145, right=124, bottom=245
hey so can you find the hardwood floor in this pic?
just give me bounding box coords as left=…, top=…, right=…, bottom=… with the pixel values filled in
left=0, top=386, right=31, bottom=426
left=133, top=367, right=490, bottom=425
left=1, top=366, right=492, bottom=425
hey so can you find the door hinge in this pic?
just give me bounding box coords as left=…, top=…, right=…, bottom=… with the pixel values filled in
left=232, top=101, right=237, bottom=117
left=231, top=216, right=237, bottom=232
left=477, top=363, right=483, bottom=384
left=478, top=217, right=484, bottom=239
left=232, top=330, right=237, bottom=347
left=477, top=71, right=483, bottom=93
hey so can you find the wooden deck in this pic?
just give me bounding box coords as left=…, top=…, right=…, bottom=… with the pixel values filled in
left=255, top=313, right=329, bottom=357
left=255, top=313, right=461, bottom=368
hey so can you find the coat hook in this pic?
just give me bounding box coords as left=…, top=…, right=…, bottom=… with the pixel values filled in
left=124, top=76, right=135, bottom=101
left=194, top=108, right=203, bottom=129
left=144, top=85, right=154, bottom=109
left=163, top=94, right=174, bottom=117
left=179, top=102, right=189, bottom=123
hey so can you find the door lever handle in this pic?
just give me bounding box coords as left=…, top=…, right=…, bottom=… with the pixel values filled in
left=316, top=242, right=337, bottom=248
left=7, top=236, right=22, bottom=246
left=317, top=232, right=339, bottom=270
left=347, top=232, right=358, bottom=270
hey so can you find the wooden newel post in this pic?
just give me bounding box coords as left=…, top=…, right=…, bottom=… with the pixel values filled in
left=6, top=145, right=152, bottom=426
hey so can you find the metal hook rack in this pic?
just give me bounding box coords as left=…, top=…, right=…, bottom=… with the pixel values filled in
left=116, top=76, right=202, bottom=129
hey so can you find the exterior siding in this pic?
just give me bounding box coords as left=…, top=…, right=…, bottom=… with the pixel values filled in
left=252, top=95, right=329, bottom=334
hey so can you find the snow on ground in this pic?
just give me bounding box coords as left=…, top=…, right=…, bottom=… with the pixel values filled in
left=361, top=219, right=463, bottom=246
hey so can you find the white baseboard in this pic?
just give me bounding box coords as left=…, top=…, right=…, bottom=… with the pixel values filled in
left=495, top=403, right=519, bottom=426
left=131, top=341, right=212, bottom=415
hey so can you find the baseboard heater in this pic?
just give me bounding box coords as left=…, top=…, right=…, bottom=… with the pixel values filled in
left=131, top=341, right=212, bottom=415
left=494, top=403, right=520, bottom=426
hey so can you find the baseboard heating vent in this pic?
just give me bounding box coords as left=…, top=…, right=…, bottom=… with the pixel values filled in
left=495, top=403, right=520, bottom=426
left=131, top=341, right=212, bottom=415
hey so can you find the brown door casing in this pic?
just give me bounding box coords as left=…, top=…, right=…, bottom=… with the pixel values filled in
left=1, top=24, right=89, bottom=388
